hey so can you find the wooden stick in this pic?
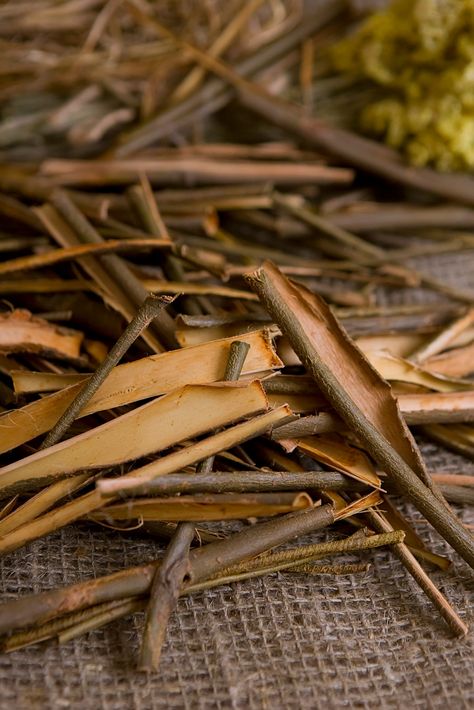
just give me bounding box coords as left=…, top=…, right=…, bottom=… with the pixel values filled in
left=366, top=510, right=468, bottom=637
left=41, top=294, right=174, bottom=449
left=0, top=238, right=170, bottom=276
left=112, top=470, right=366, bottom=497
left=51, top=189, right=178, bottom=349
left=246, top=262, right=474, bottom=569
left=412, top=307, right=474, bottom=364
left=0, top=503, right=335, bottom=635
left=139, top=341, right=250, bottom=671
left=438, top=485, right=474, bottom=506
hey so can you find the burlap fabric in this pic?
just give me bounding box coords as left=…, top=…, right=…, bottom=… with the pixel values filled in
left=0, top=250, right=473, bottom=709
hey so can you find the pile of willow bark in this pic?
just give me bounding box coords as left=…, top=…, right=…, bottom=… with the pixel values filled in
left=0, top=0, right=474, bottom=671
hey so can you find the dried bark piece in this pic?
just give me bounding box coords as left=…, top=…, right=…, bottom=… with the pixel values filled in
left=366, top=351, right=474, bottom=392
left=245, top=261, right=474, bottom=569
left=0, top=329, right=280, bottom=455
left=424, top=342, right=474, bottom=378
left=90, top=492, right=313, bottom=523
left=295, top=435, right=381, bottom=488
left=0, top=381, right=268, bottom=497
left=0, top=310, right=82, bottom=360
left=0, top=406, right=292, bottom=556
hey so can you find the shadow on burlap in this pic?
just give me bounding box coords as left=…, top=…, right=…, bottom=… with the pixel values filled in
left=0, top=253, right=473, bottom=709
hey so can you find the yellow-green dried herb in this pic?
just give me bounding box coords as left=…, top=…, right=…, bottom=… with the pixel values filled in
left=332, top=0, right=474, bottom=171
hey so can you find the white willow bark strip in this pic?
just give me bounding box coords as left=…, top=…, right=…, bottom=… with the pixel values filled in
left=0, top=329, right=280, bottom=454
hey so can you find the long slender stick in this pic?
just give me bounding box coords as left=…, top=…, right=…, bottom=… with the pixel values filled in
left=366, top=510, right=468, bottom=637
left=246, top=263, right=474, bottom=569
left=41, top=294, right=174, bottom=449
left=273, top=191, right=382, bottom=262
left=113, top=470, right=366, bottom=497
left=438, top=485, right=474, bottom=506
left=51, top=189, right=178, bottom=349
left=0, top=503, right=335, bottom=635
left=411, top=307, right=474, bottom=364
left=0, top=528, right=402, bottom=652
left=0, top=599, right=139, bottom=653
left=139, top=340, right=250, bottom=671
left=120, top=469, right=468, bottom=507
left=210, top=529, right=405, bottom=576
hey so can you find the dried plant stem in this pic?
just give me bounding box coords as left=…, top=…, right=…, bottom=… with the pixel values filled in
left=0, top=599, right=138, bottom=653
left=328, top=205, right=474, bottom=233
left=423, top=424, right=474, bottom=461
left=139, top=340, right=250, bottom=671
left=273, top=192, right=382, bottom=262
left=0, top=504, right=335, bottom=635
left=128, top=175, right=170, bottom=239
left=138, top=522, right=195, bottom=671
left=212, top=529, right=405, bottom=576
left=115, top=470, right=366, bottom=497
left=116, top=1, right=345, bottom=155
left=41, top=294, right=174, bottom=449
left=51, top=189, right=177, bottom=349
left=439, top=485, right=474, bottom=506
left=293, top=562, right=370, bottom=575
left=0, top=528, right=401, bottom=651
left=0, top=473, right=91, bottom=537
left=58, top=598, right=143, bottom=644
left=0, top=238, right=170, bottom=277
left=121, top=469, right=471, bottom=507
left=246, top=263, right=474, bottom=569
left=366, top=510, right=468, bottom=637
left=411, top=307, right=474, bottom=364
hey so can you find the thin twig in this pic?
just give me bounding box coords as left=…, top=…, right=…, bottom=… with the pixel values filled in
left=41, top=294, right=174, bottom=449
left=0, top=504, right=336, bottom=636
left=366, top=509, right=468, bottom=637
left=246, top=262, right=474, bottom=569
left=138, top=340, right=250, bottom=671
